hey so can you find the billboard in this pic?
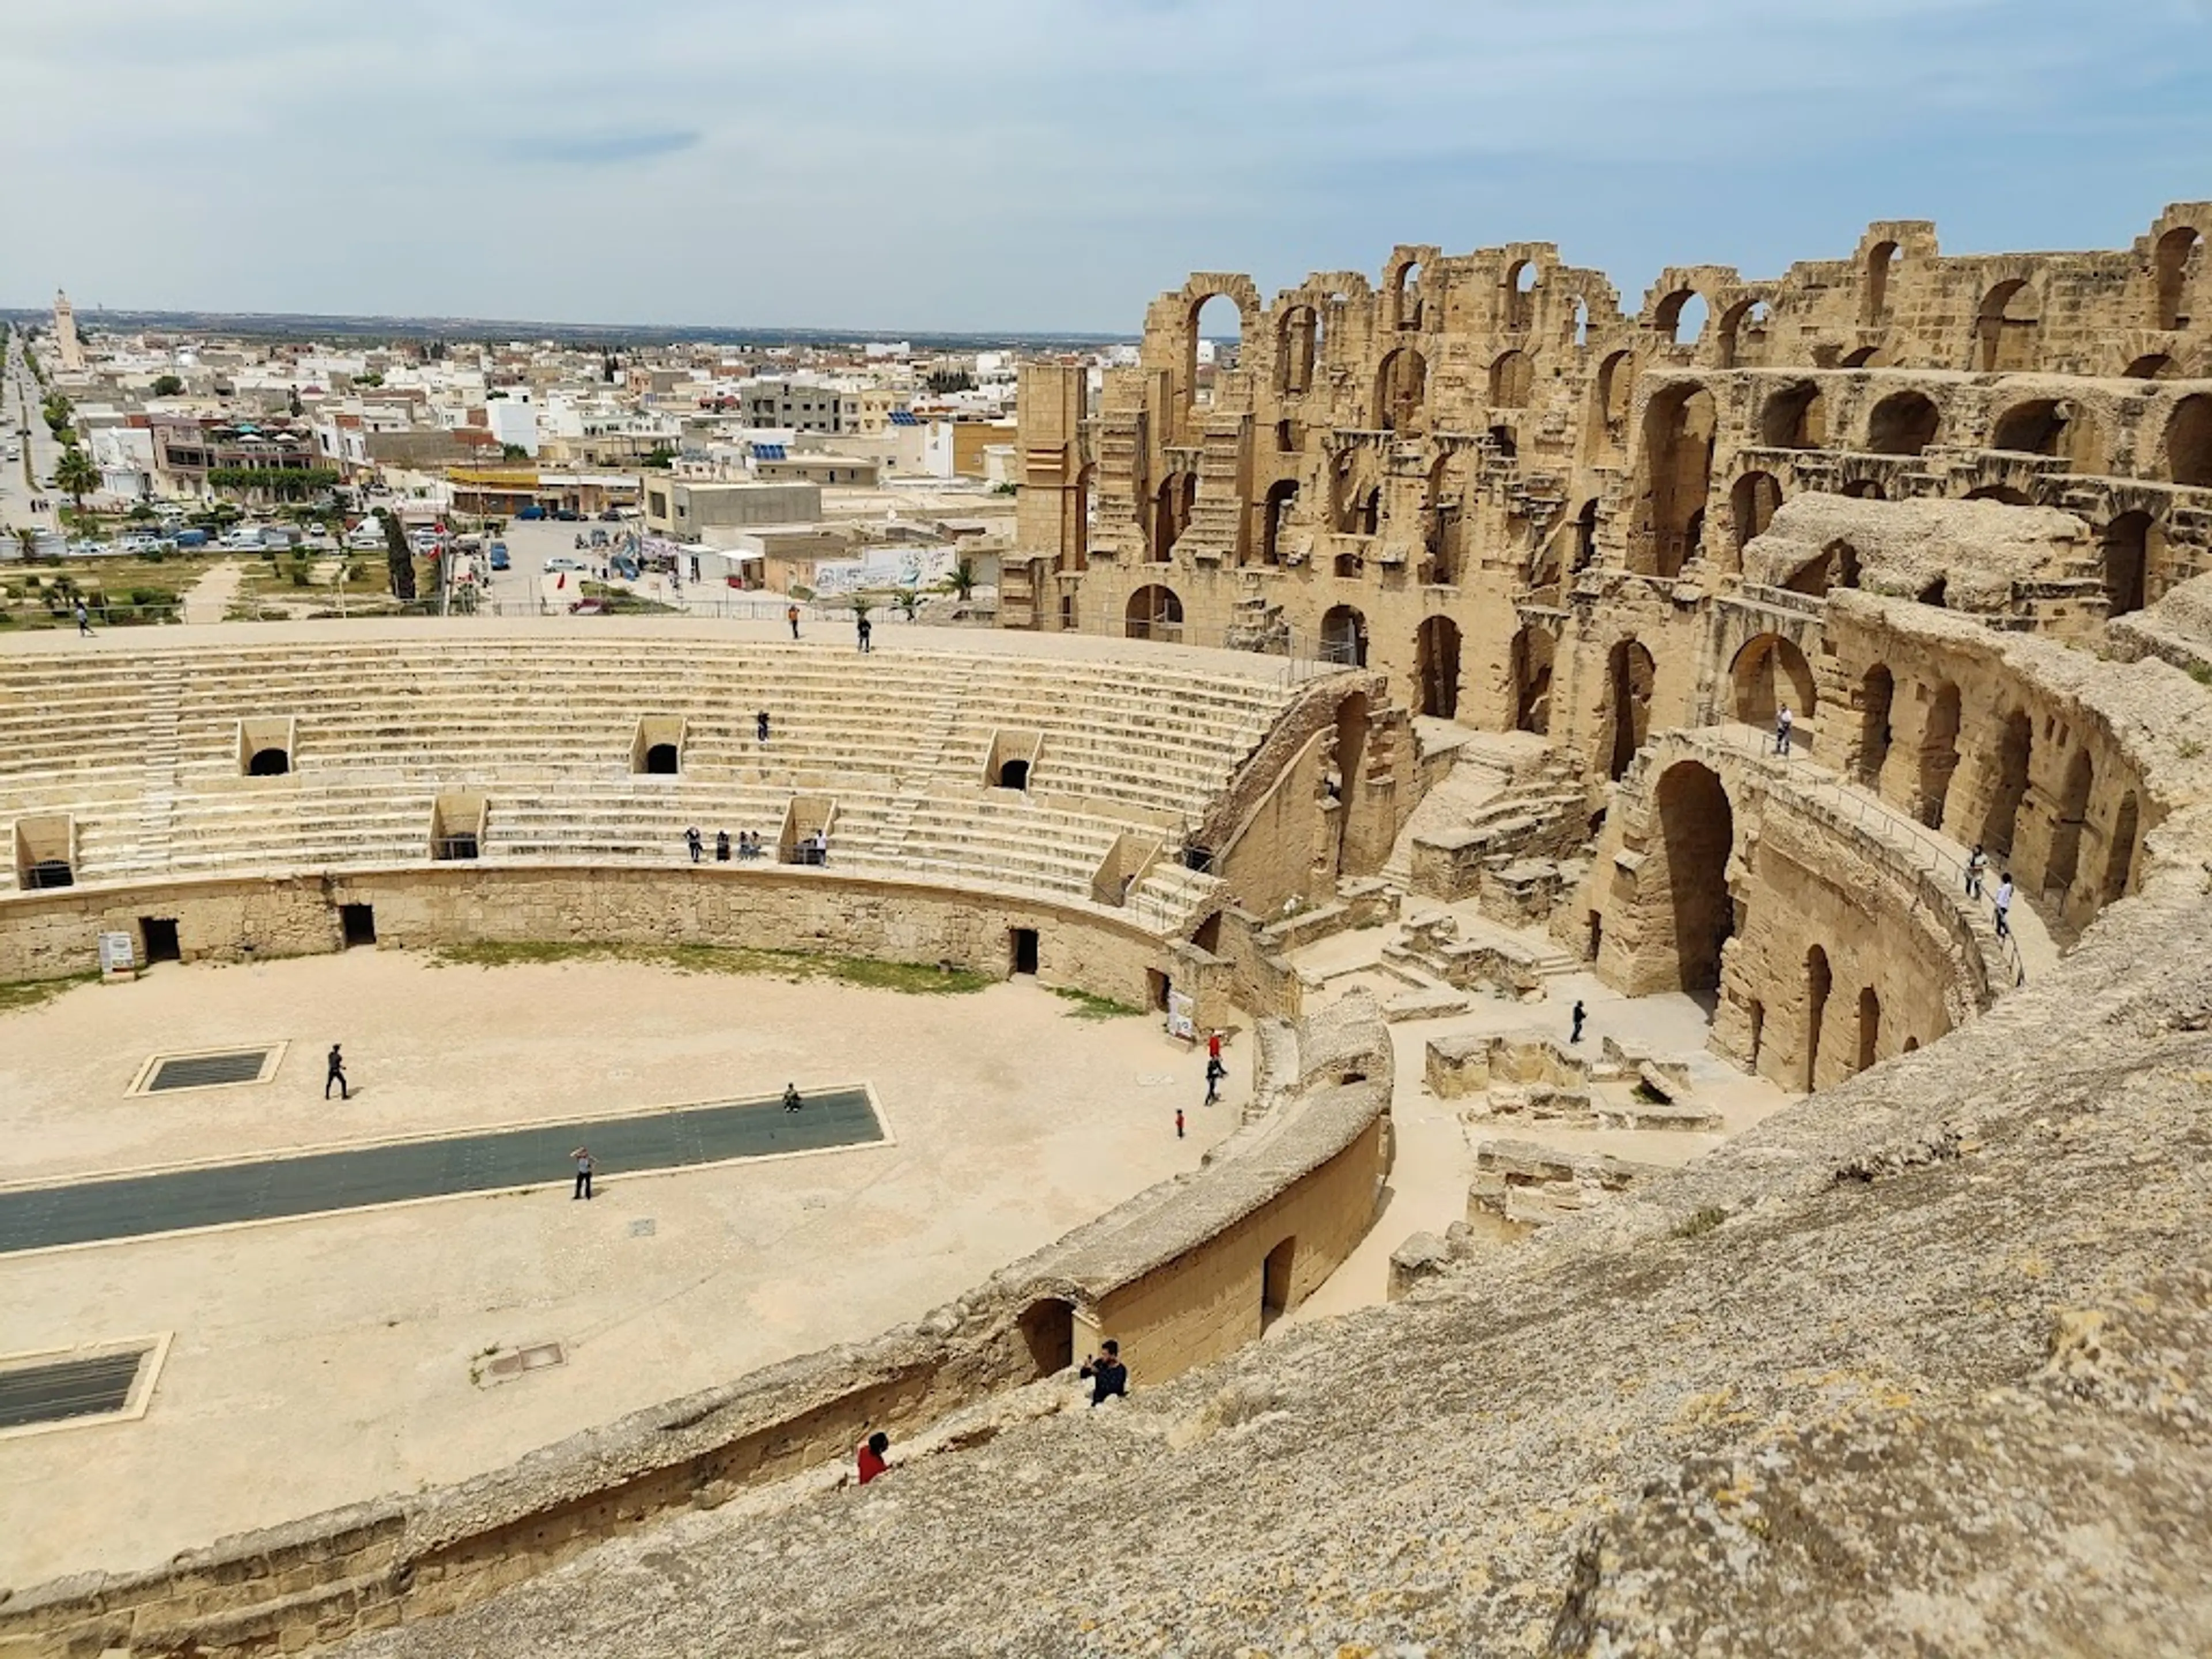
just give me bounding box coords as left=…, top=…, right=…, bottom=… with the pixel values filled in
left=809, top=546, right=956, bottom=598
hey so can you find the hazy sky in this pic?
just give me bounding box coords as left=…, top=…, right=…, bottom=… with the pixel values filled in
left=5, top=0, right=2209, bottom=333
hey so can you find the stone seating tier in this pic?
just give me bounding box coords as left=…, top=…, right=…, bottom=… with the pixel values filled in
left=0, top=641, right=1302, bottom=923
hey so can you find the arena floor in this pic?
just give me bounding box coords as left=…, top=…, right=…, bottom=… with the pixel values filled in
left=0, top=948, right=1244, bottom=1585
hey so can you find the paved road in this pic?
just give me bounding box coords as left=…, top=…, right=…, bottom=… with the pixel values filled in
left=0, top=332, right=65, bottom=539
left=0, top=1086, right=882, bottom=1255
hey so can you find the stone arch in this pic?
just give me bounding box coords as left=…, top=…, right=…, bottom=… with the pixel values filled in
left=1842, top=478, right=1887, bottom=500
left=1188, top=291, right=1248, bottom=412
left=1260, top=479, right=1298, bottom=566
left=1856, top=986, right=1881, bottom=1074
left=2154, top=224, right=2201, bottom=331
left=1963, top=484, right=2033, bottom=506
left=1505, top=258, right=1539, bottom=332
left=1729, top=471, right=1782, bottom=556
left=1276, top=304, right=1320, bottom=396
left=1415, top=615, right=1461, bottom=719
left=246, top=747, right=291, bottom=777
left=2101, top=789, right=2139, bottom=904
left=1374, top=347, right=1428, bottom=434
left=1980, top=707, right=2033, bottom=859
left=1597, top=351, right=1635, bottom=437
left=2124, top=353, right=2177, bottom=381
left=1991, top=397, right=2100, bottom=470
left=1866, top=389, right=1939, bottom=455
left=1654, top=289, right=1709, bottom=347
left=1862, top=238, right=1900, bottom=325
left=1840, top=346, right=1885, bottom=369
left=1759, top=380, right=1828, bottom=449
left=1391, top=260, right=1425, bottom=332
left=1321, top=604, right=1369, bottom=668
left=1976, top=277, right=2037, bottom=372
left=1570, top=497, right=1600, bottom=574
left=1488, top=349, right=1533, bottom=410
left=1858, top=664, right=1895, bottom=789
left=1730, top=633, right=1817, bottom=728
left=1511, top=624, right=1555, bottom=734
left=1804, top=945, right=1833, bottom=1090
left=1124, top=583, right=1183, bottom=642
left=1150, top=471, right=1195, bottom=560
left=2043, top=747, right=2093, bottom=899
left=2101, top=510, right=2153, bottom=616
left=1716, top=297, right=1771, bottom=370
left=1641, top=381, right=1716, bottom=578
left=1604, top=638, right=1656, bottom=779
left=2168, top=393, right=2212, bottom=487
left=1650, top=760, right=1736, bottom=993
left=1918, top=679, right=1962, bottom=828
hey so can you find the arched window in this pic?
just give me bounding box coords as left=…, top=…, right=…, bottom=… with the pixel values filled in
left=2154, top=225, right=2202, bottom=331
left=1506, top=259, right=1537, bottom=332
left=1654, top=290, right=1709, bottom=347
left=1260, top=479, right=1298, bottom=566
left=1759, top=380, right=1827, bottom=449
left=1188, top=293, right=1243, bottom=411
left=1277, top=305, right=1319, bottom=396
left=1862, top=240, right=1900, bottom=325
left=2168, top=393, right=2212, bottom=487
left=1866, top=391, right=1939, bottom=455
left=1488, top=350, right=1533, bottom=409
left=1374, top=348, right=1428, bottom=433
left=1415, top=616, right=1460, bottom=718
left=1975, top=278, right=2035, bottom=373
left=1321, top=604, right=1368, bottom=668
left=1730, top=471, right=1782, bottom=555
left=1124, top=584, right=1183, bottom=642
left=1392, top=262, right=1424, bottom=332
left=1641, top=382, right=1716, bottom=578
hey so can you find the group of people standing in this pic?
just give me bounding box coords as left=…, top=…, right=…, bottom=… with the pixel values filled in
left=1964, top=844, right=2017, bottom=938
left=687, top=826, right=767, bottom=863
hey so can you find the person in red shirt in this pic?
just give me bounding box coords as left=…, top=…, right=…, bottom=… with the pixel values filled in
left=1207, top=1029, right=1224, bottom=1063
left=857, top=1430, right=890, bottom=1485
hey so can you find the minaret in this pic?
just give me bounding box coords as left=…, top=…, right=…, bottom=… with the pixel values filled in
left=53, top=289, right=84, bottom=372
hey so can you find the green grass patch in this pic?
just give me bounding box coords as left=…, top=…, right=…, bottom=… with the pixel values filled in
left=1672, top=1206, right=1729, bottom=1240
left=0, top=971, right=100, bottom=1015
left=1051, top=985, right=1145, bottom=1020
left=426, top=939, right=993, bottom=994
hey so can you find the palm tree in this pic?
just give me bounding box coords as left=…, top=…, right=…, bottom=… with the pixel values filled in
left=53, top=445, right=100, bottom=523
left=937, top=557, right=978, bottom=604
left=374, top=509, right=417, bottom=601
left=893, top=586, right=921, bottom=622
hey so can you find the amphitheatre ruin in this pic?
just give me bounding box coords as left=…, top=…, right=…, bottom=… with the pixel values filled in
left=3, top=202, right=2212, bottom=1656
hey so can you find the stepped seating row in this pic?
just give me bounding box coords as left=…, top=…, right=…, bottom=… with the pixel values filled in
left=2, top=639, right=1302, bottom=919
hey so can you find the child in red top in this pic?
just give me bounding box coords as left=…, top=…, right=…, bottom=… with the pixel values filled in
left=857, top=1430, right=890, bottom=1485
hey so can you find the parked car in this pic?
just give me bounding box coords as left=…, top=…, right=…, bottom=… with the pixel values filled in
left=171, top=528, right=209, bottom=549
left=516, top=505, right=546, bottom=521
left=551, top=508, right=582, bottom=522
left=302, top=531, right=338, bottom=552
left=597, top=508, right=624, bottom=521
left=489, top=544, right=510, bottom=571
left=544, top=555, right=588, bottom=573
left=346, top=524, right=384, bottom=550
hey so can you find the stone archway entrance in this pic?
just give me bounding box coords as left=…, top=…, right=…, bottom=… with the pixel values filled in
left=1124, top=584, right=1183, bottom=643
left=1730, top=633, right=1817, bottom=732
left=1511, top=625, right=1555, bottom=734
left=1605, top=639, right=1656, bottom=780
left=1414, top=615, right=1460, bottom=718
left=1652, top=760, right=1735, bottom=994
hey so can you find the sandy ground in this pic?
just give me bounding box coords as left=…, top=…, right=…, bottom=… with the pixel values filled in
left=0, top=949, right=1241, bottom=1585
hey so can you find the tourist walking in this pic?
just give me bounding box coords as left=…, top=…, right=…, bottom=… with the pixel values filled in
left=783, top=1081, right=803, bottom=1112
left=715, top=829, right=730, bottom=862
left=1207, top=1029, right=1224, bottom=1063
left=756, top=709, right=771, bottom=744
left=1965, top=843, right=1988, bottom=900
left=1080, top=1340, right=1128, bottom=1406
left=1774, top=704, right=1793, bottom=757
left=570, top=1146, right=594, bottom=1200
left=1175, top=1107, right=1185, bottom=1140
left=74, top=597, right=90, bottom=636
left=324, top=1043, right=349, bottom=1100
left=786, top=603, right=801, bottom=641
left=685, top=825, right=703, bottom=863
left=1993, top=872, right=2014, bottom=938
left=1570, top=999, right=1586, bottom=1045
left=857, top=614, right=872, bottom=653
left=857, top=1431, right=891, bottom=1486
left=1204, top=1054, right=1226, bottom=1105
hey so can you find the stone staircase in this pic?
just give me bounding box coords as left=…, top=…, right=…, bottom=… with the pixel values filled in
left=136, top=665, right=184, bottom=871
left=875, top=683, right=972, bottom=854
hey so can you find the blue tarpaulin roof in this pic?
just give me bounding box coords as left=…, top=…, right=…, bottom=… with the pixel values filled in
left=888, top=410, right=922, bottom=426
left=753, top=444, right=787, bottom=461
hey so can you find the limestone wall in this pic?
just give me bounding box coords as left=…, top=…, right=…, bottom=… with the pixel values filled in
left=0, top=997, right=1392, bottom=1659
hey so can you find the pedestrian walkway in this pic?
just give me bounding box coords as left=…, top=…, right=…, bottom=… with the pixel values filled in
left=0, top=1086, right=882, bottom=1256
left=1703, top=722, right=2059, bottom=985
left=180, top=560, right=243, bottom=624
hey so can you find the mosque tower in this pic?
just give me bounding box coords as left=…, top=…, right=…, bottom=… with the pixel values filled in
left=52, top=289, right=83, bottom=372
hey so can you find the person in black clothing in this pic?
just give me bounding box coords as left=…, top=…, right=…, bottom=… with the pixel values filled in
left=1080, top=1340, right=1127, bottom=1406
left=570, top=1146, right=594, bottom=1200
left=783, top=1081, right=802, bottom=1112
left=715, top=830, right=731, bottom=862
left=684, top=825, right=703, bottom=863
left=857, top=614, right=873, bottom=653
left=1570, top=999, right=1586, bottom=1045
left=1204, top=1055, right=1226, bottom=1105
left=756, top=710, right=771, bottom=744
left=325, top=1043, right=349, bottom=1100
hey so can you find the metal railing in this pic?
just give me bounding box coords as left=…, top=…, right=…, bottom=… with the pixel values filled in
left=1692, top=722, right=2029, bottom=987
